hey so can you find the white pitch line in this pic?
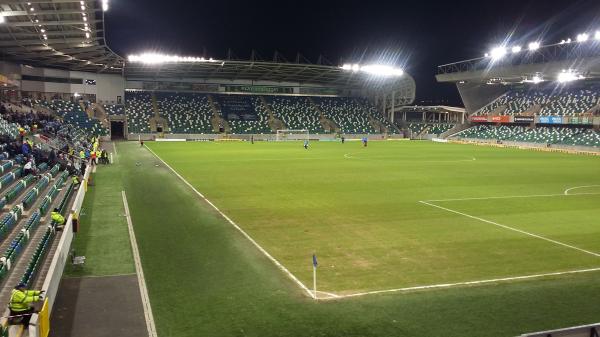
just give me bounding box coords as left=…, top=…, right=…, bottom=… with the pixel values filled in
left=425, top=192, right=600, bottom=202
left=122, top=191, right=158, bottom=337
left=343, top=153, right=476, bottom=163
left=564, top=185, right=600, bottom=195
left=321, top=267, right=600, bottom=300
left=419, top=200, right=600, bottom=258
left=144, top=145, right=315, bottom=299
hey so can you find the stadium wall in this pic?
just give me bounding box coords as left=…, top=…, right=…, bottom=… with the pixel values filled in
left=128, top=133, right=406, bottom=142
left=26, top=165, right=92, bottom=337
left=0, top=61, right=125, bottom=104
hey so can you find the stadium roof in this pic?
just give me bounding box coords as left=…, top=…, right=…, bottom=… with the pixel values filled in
left=0, top=0, right=123, bottom=73
left=124, top=59, right=414, bottom=89
left=436, top=42, right=600, bottom=84
left=0, top=1, right=414, bottom=93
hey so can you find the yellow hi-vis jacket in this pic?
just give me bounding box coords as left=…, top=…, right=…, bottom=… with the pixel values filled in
left=9, top=289, right=41, bottom=312
left=72, top=176, right=80, bottom=185
left=51, top=211, right=65, bottom=225
left=79, top=150, right=85, bottom=159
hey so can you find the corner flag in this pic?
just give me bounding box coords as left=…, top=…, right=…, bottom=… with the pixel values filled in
left=312, top=254, right=318, bottom=299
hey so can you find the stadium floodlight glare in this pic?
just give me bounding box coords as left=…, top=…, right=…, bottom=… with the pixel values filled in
left=511, top=46, right=522, bottom=53
left=360, top=64, right=404, bottom=77
left=528, top=42, right=540, bottom=51
left=340, top=63, right=404, bottom=76
left=0, top=15, right=5, bottom=24
left=524, top=75, right=544, bottom=84
left=577, top=33, right=589, bottom=42
left=102, top=0, right=109, bottom=11
left=127, top=53, right=218, bottom=64
left=557, top=70, right=584, bottom=83
left=489, top=46, right=507, bottom=60
left=595, top=31, right=600, bottom=40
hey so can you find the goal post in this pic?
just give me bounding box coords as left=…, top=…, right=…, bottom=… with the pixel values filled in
left=276, top=129, right=310, bottom=141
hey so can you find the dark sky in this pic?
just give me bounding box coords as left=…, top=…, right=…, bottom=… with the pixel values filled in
left=105, top=0, right=600, bottom=106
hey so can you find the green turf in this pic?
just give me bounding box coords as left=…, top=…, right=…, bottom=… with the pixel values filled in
left=111, top=141, right=600, bottom=337
left=64, top=164, right=135, bottom=277
left=145, top=140, right=600, bottom=295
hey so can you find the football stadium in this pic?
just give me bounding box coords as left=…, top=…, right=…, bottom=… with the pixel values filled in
left=0, top=1, right=599, bottom=336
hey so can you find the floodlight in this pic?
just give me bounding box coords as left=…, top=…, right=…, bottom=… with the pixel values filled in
left=360, top=64, right=403, bottom=77
left=484, top=53, right=489, bottom=57
left=128, top=53, right=217, bottom=64
left=102, top=0, right=109, bottom=11
left=85, top=32, right=90, bottom=38
left=352, top=64, right=360, bottom=72
left=341, top=64, right=352, bottom=70
left=577, top=33, right=589, bottom=42
left=0, top=15, right=5, bottom=24
left=596, top=31, right=600, bottom=40
left=531, top=75, right=543, bottom=84
left=489, top=46, right=506, bottom=60
left=528, top=42, right=540, bottom=50
left=511, top=46, right=522, bottom=53
left=557, top=70, right=584, bottom=83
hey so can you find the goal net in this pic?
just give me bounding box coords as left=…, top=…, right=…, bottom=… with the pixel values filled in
left=276, top=129, right=310, bottom=141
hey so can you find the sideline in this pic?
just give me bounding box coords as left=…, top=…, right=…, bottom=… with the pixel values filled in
left=144, top=145, right=316, bottom=298
left=122, top=191, right=158, bottom=337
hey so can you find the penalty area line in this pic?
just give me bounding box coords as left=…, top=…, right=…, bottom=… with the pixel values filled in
left=419, top=200, right=600, bottom=258
left=564, top=185, right=600, bottom=195
left=425, top=191, right=600, bottom=202
left=143, top=145, right=315, bottom=299
left=322, top=267, right=600, bottom=300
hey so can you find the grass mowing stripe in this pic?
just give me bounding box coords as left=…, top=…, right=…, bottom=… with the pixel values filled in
left=419, top=200, right=600, bottom=258
left=122, top=190, right=158, bottom=337
left=65, top=163, right=135, bottom=277
left=143, top=144, right=315, bottom=298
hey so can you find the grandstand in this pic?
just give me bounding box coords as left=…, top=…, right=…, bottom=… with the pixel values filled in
left=1, top=1, right=600, bottom=337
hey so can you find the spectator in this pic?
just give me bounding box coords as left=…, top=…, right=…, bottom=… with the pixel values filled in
left=8, top=283, right=44, bottom=328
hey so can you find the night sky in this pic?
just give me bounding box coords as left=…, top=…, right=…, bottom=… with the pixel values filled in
left=105, top=0, right=600, bottom=106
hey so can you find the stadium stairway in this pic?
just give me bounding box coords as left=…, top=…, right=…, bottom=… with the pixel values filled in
left=368, top=116, right=388, bottom=134
left=258, top=96, right=287, bottom=132
left=307, top=98, right=339, bottom=133
left=207, top=95, right=231, bottom=133
left=86, top=103, right=110, bottom=133
left=441, top=123, right=471, bottom=138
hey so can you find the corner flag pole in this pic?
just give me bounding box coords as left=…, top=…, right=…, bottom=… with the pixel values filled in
left=312, top=254, right=318, bottom=300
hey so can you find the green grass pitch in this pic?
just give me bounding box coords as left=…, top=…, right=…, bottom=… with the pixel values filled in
left=145, top=140, right=600, bottom=297
left=107, top=141, right=600, bottom=337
